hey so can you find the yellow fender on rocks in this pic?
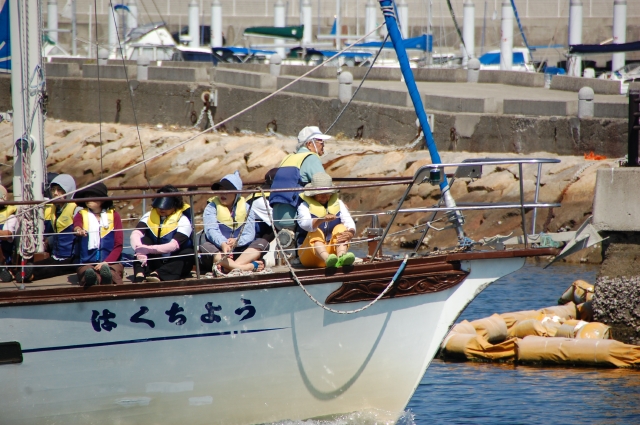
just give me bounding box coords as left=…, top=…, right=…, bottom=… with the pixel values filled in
left=538, top=301, right=577, bottom=321
left=508, top=319, right=550, bottom=338
left=471, top=313, right=508, bottom=343
left=441, top=333, right=516, bottom=362
left=516, top=336, right=640, bottom=367
left=500, top=310, right=539, bottom=330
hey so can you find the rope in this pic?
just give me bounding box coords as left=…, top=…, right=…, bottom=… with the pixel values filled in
left=510, top=0, right=533, bottom=62
left=445, top=0, right=468, bottom=58
left=260, top=188, right=403, bottom=315
left=108, top=0, right=151, bottom=187
left=11, top=23, right=387, bottom=222
left=325, top=33, right=390, bottom=135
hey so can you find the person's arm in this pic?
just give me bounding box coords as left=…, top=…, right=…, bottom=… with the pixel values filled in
left=72, top=212, right=87, bottom=237
left=236, top=207, right=257, bottom=247
left=203, top=202, right=227, bottom=247
left=299, top=155, right=325, bottom=185
left=297, top=202, right=317, bottom=232
left=104, top=212, right=123, bottom=262
left=335, top=200, right=356, bottom=243
left=0, top=216, right=18, bottom=241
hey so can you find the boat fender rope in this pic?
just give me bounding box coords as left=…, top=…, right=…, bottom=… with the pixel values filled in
left=261, top=189, right=404, bottom=315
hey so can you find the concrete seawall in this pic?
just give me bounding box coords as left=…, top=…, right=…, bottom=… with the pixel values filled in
left=0, top=74, right=629, bottom=157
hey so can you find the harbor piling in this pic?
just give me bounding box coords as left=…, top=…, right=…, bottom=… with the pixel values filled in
left=500, top=1, right=513, bottom=71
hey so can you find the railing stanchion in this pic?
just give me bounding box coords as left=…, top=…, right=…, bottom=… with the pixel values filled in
left=189, top=194, right=201, bottom=279
left=519, top=163, right=528, bottom=248
left=142, top=190, right=146, bottom=214
left=369, top=181, right=415, bottom=262
left=531, top=162, right=542, bottom=234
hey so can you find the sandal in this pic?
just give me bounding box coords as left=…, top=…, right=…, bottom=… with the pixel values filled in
left=99, top=264, right=113, bottom=285
left=145, top=272, right=161, bottom=283
left=84, top=268, right=98, bottom=288
left=134, top=273, right=145, bottom=283
left=250, top=261, right=263, bottom=272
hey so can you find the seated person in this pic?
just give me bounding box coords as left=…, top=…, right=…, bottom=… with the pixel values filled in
left=130, top=185, right=194, bottom=283
left=245, top=168, right=278, bottom=243
left=18, top=174, right=79, bottom=283
left=0, top=185, right=18, bottom=282
left=269, top=126, right=330, bottom=231
left=73, top=182, right=124, bottom=287
left=296, top=173, right=356, bottom=268
left=200, top=171, right=270, bottom=273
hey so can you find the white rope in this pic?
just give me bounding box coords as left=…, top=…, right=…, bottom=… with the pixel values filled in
left=260, top=189, right=402, bottom=315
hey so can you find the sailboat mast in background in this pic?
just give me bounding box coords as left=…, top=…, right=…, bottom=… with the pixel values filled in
left=9, top=0, right=46, bottom=253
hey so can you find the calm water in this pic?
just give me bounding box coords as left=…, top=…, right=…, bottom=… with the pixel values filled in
left=278, top=261, right=640, bottom=425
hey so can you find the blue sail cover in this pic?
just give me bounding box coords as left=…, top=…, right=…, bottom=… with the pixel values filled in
left=479, top=51, right=526, bottom=65
left=352, top=34, right=432, bottom=52
left=569, top=41, right=640, bottom=54
left=0, top=0, right=10, bottom=73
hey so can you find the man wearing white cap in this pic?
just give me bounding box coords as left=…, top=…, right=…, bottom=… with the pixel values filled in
left=269, top=125, right=331, bottom=230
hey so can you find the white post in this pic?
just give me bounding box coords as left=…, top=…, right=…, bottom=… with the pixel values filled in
left=338, top=71, right=353, bottom=103
left=302, top=0, right=312, bottom=45
left=500, top=0, right=513, bottom=71
left=189, top=0, right=200, bottom=48
left=274, top=0, right=286, bottom=58
left=612, top=0, right=627, bottom=72
left=335, top=0, right=342, bottom=49
left=47, top=0, right=58, bottom=43
left=462, top=0, right=475, bottom=67
left=397, top=0, right=409, bottom=39
left=568, top=0, right=583, bottom=77
left=108, top=4, right=118, bottom=51
left=211, top=0, right=223, bottom=47
left=365, top=0, right=377, bottom=42
left=71, top=0, right=77, bottom=56
left=137, top=56, right=150, bottom=80
left=10, top=0, right=45, bottom=251
left=127, top=0, right=138, bottom=32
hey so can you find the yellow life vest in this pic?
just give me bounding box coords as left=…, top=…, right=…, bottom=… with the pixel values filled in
left=79, top=209, right=115, bottom=237
left=300, top=193, right=340, bottom=218
left=44, top=202, right=77, bottom=233
left=0, top=205, right=17, bottom=226
left=207, top=196, right=247, bottom=230
left=147, top=203, right=190, bottom=239
left=279, top=151, right=315, bottom=168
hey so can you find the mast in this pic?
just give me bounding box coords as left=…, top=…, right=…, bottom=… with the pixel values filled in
left=10, top=0, right=46, bottom=254
left=377, top=0, right=465, bottom=242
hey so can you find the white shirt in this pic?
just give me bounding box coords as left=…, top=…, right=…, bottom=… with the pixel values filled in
left=297, top=200, right=355, bottom=233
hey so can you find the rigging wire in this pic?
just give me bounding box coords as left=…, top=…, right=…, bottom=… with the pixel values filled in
left=509, top=0, right=533, bottom=61
left=10, top=23, right=387, bottom=225
left=325, top=33, right=390, bottom=134
left=107, top=0, right=152, bottom=187
left=93, top=0, right=104, bottom=179
left=445, top=0, right=468, bottom=59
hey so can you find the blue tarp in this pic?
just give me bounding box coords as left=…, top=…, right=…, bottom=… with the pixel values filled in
left=223, top=47, right=276, bottom=56
left=352, top=34, right=432, bottom=52
left=0, top=0, right=10, bottom=73
left=479, top=52, right=526, bottom=66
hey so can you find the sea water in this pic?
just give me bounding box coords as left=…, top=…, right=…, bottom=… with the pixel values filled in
left=273, top=261, right=640, bottom=425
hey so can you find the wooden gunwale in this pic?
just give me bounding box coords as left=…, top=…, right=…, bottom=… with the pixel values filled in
left=0, top=248, right=557, bottom=307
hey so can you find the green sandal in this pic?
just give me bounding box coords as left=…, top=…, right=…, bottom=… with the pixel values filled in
left=337, top=252, right=356, bottom=267
left=325, top=254, right=339, bottom=268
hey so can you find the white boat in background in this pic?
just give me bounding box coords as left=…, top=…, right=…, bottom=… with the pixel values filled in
left=479, top=47, right=536, bottom=72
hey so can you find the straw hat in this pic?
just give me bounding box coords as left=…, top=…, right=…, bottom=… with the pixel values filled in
left=303, top=172, right=338, bottom=197
left=0, top=185, right=7, bottom=201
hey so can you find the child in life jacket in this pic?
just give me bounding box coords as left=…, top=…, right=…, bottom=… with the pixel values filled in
left=296, top=173, right=356, bottom=268
left=72, top=182, right=124, bottom=287
left=17, top=174, right=79, bottom=283
left=200, top=171, right=270, bottom=274
left=0, top=185, right=18, bottom=282
left=130, top=185, right=194, bottom=283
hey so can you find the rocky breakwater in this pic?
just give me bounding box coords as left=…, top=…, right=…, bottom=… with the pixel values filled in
left=0, top=120, right=612, bottom=263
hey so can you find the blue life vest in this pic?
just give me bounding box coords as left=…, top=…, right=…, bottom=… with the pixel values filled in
left=145, top=204, right=193, bottom=248
left=297, top=193, right=341, bottom=245
left=44, top=202, right=77, bottom=259
left=269, top=152, right=315, bottom=208
left=0, top=205, right=17, bottom=263
left=77, top=209, right=117, bottom=263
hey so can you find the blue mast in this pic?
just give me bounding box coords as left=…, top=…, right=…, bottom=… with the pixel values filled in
left=377, top=0, right=466, bottom=241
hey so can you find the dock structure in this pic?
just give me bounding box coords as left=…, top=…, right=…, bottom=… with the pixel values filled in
left=592, top=90, right=640, bottom=345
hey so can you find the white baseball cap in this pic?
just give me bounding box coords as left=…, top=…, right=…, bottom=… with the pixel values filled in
left=297, top=126, right=332, bottom=145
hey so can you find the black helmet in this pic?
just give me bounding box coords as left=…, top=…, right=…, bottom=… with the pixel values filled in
left=152, top=196, right=175, bottom=209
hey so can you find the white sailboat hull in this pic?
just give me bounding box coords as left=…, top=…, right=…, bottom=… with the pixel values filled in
left=0, top=257, right=524, bottom=425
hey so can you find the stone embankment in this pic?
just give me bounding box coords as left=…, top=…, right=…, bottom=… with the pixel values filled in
left=0, top=120, right=615, bottom=263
